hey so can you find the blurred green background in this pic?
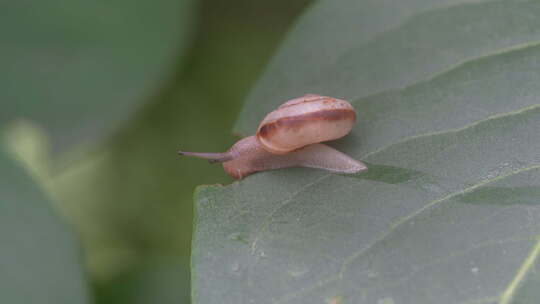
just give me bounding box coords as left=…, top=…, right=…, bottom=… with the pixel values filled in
left=1, top=0, right=311, bottom=303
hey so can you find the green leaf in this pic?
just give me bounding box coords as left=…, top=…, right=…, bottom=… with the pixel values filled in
left=0, top=145, right=90, bottom=303
left=235, top=0, right=540, bottom=135
left=194, top=1, right=540, bottom=303
left=0, top=0, right=196, bottom=151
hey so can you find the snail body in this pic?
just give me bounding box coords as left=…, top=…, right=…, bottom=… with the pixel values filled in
left=178, top=94, right=367, bottom=179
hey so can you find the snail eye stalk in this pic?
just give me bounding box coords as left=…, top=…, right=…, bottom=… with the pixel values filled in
left=177, top=151, right=234, bottom=163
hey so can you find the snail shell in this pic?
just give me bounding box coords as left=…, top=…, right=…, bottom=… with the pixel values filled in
left=256, top=94, right=356, bottom=154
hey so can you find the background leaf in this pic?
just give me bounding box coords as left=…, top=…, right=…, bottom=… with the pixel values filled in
left=194, top=0, right=540, bottom=303
left=37, top=0, right=312, bottom=298
left=0, top=145, right=90, bottom=304
left=0, top=0, right=196, bottom=151
left=0, top=1, right=313, bottom=303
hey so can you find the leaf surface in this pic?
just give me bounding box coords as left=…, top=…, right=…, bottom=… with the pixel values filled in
left=0, top=146, right=90, bottom=303
left=194, top=1, right=540, bottom=303
left=0, top=0, right=195, bottom=151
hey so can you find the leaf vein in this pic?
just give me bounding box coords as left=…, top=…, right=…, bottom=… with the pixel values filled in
left=351, top=34, right=540, bottom=104
left=338, top=165, right=540, bottom=279
left=273, top=166, right=540, bottom=304
left=365, top=237, right=537, bottom=294
left=499, top=235, right=540, bottom=304
left=249, top=174, right=331, bottom=255
left=362, top=103, right=540, bottom=160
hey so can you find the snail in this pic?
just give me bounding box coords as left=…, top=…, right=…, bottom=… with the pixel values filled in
left=178, top=94, right=367, bottom=179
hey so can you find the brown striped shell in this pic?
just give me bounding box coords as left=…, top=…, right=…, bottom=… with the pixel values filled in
left=256, top=94, right=356, bottom=154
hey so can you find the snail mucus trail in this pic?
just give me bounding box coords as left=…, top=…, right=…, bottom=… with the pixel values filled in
left=178, top=94, right=367, bottom=179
